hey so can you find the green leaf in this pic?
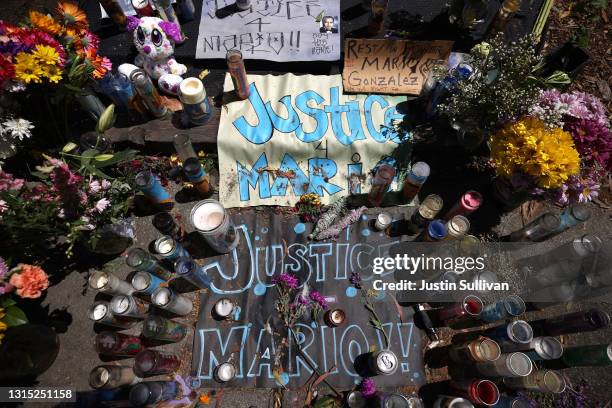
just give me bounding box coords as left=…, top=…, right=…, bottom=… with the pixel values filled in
left=92, top=149, right=138, bottom=168
left=314, top=10, right=325, bottom=22
left=0, top=298, right=16, bottom=308
left=3, top=305, right=28, bottom=327
left=80, top=149, right=98, bottom=166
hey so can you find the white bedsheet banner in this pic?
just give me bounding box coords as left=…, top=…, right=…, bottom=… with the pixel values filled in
left=217, top=73, right=407, bottom=208
left=196, top=0, right=340, bottom=61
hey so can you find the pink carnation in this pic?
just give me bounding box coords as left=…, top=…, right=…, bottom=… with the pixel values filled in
left=9, top=264, right=49, bottom=299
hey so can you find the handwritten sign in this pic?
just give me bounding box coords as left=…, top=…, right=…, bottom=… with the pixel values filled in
left=192, top=210, right=424, bottom=388
left=343, top=39, right=454, bottom=95
left=195, top=0, right=340, bottom=61
left=217, top=73, right=408, bottom=208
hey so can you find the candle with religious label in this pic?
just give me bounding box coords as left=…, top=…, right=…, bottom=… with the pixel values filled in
left=134, top=350, right=181, bottom=377
left=135, top=170, right=174, bottom=210
left=89, top=365, right=137, bottom=389
left=126, top=248, right=173, bottom=280
left=437, top=295, right=483, bottom=329
left=88, top=301, right=137, bottom=328
left=152, top=212, right=184, bottom=242
left=132, top=0, right=154, bottom=16
left=480, top=295, right=526, bottom=323
left=501, top=337, right=563, bottom=361
left=131, top=271, right=165, bottom=296
left=411, top=194, right=443, bottom=229
left=368, top=164, right=396, bottom=207
left=191, top=199, right=239, bottom=253
left=100, top=0, right=127, bottom=28
left=560, top=343, right=612, bottom=367
left=95, top=332, right=145, bottom=357
left=369, top=350, right=398, bottom=375
left=474, top=352, right=533, bottom=378
left=179, top=78, right=212, bottom=126
left=154, top=235, right=190, bottom=261
left=402, top=162, right=430, bottom=202
left=449, top=337, right=501, bottom=363
left=129, top=381, right=180, bottom=406
left=130, top=69, right=168, bottom=118
left=416, top=219, right=448, bottom=242
left=141, top=315, right=189, bottom=342
left=89, top=271, right=134, bottom=296
left=214, top=362, right=237, bottom=382
left=444, top=190, right=483, bottom=220
left=174, top=257, right=211, bottom=289
left=503, top=370, right=566, bottom=393
left=446, top=215, right=470, bottom=240
left=110, top=295, right=150, bottom=319
left=183, top=157, right=211, bottom=196
left=151, top=287, right=193, bottom=316
left=529, top=308, right=610, bottom=337
left=450, top=379, right=500, bottom=406
left=508, top=213, right=562, bottom=242
left=226, top=50, right=250, bottom=100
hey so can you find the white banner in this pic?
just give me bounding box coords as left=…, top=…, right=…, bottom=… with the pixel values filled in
left=196, top=0, right=341, bottom=61
left=217, top=73, right=407, bottom=208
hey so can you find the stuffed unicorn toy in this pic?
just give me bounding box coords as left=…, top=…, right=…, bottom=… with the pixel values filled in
left=121, top=15, right=186, bottom=95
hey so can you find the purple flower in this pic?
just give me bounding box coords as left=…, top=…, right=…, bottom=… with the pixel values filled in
left=272, top=273, right=299, bottom=289
left=88, top=179, right=101, bottom=194
left=297, top=295, right=310, bottom=306
left=350, top=272, right=362, bottom=288
left=0, top=257, right=8, bottom=279
left=359, top=378, right=376, bottom=397
left=309, top=290, right=329, bottom=309
left=93, top=198, right=110, bottom=213
left=566, top=119, right=612, bottom=172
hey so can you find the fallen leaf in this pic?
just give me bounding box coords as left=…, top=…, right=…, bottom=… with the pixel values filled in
left=558, top=9, right=572, bottom=19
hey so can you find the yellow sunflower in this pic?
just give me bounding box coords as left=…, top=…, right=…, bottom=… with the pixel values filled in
left=32, top=44, right=60, bottom=66
left=29, top=10, right=63, bottom=36
left=14, top=52, right=43, bottom=84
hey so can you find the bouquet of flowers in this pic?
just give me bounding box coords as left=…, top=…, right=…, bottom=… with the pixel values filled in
left=0, top=150, right=135, bottom=258
left=272, top=273, right=328, bottom=329
left=0, top=2, right=111, bottom=92
left=529, top=90, right=611, bottom=204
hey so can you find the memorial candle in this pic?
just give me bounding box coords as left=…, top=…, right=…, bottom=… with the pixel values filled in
left=129, top=381, right=180, bottom=406
left=502, top=370, right=566, bottom=393
left=508, top=213, right=562, bottom=242
left=134, top=350, right=181, bottom=377
left=135, top=170, right=174, bottom=210
left=214, top=362, right=237, bottom=382
left=88, top=301, right=137, bottom=329
left=132, top=0, right=154, bottom=16
left=154, top=235, right=190, bottom=261
left=450, top=379, right=500, bottom=407
left=433, top=396, right=474, bottom=408
left=130, top=69, right=168, bottom=118
left=480, top=295, right=526, bottom=323
left=449, top=337, right=501, bottom=363
left=368, top=164, right=396, bottom=207
left=401, top=162, right=430, bottom=202
left=183, top=158, right=210, bottom=196
left=374, top=213, right=392, bottom=231
left=179, top=78, right=212, bottom=126
left=152, top=212, right=184, bottom=242
left=89, top=365, right=137, bottom=389
left=151, top=0, right=183, bottom=41
left=436, top=295, right=483, bottom=329
left=95, top=331, right=145, bottom=357
left=213, top=298, right=236, bottom=319
left=411, top=194, right=443, bottom=229
left=416, top=219, right=448, bottom=242
left=174, top=257, right=211, bottom=289
left=126, top=248, right=173, bottom=280
left=110, top=295, right=150, bottom=319
left=141, top=315, right=189, bottom=342
left=190, top=199, right=239, bottom=253
left=446, top=215, right=470, bottom=240
left=444, top=190, right=483, bottom=220
left=561, top=343, right=612, bottom=367
left=131, top=271, right=164, bottom=296
left=557, top=203, right=591, bottom=231
left=100, top=0, right=127, bottom=28
left=483, top=320, right=534, bottom=347
left=89, top=271, right=134, bottom=296
left=151, top=287, right=193, bottom=316
left=529, top=308, right=610, bottom=337
left=474, top=352, right=533, bottom=378
left=501, top=337, right=563, bottom=361
left=227, top=50, right=250, bottom=100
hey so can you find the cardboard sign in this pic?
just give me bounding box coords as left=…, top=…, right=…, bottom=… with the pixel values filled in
left=343, top=38, right=454, bottom=95
left=216, top=73, right=409, bottom=208
left=191, top=209, right=425, bottom=388
left=196, top=0, right=341, bottom=61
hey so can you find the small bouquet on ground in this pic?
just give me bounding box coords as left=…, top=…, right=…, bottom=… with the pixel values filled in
left=295, top=193, right=323, bottom=223
left=272, top=272, right=329, bottom=328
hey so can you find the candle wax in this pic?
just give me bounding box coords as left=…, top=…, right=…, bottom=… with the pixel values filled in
left=193, top=203, right=224, bottom=231
left=95, top=274, right=109, bottom=289
left=93, top=304, right=107, bottom=320
left=154, top=288, right=171, bottom=306
left=157, top=239, right=173, bottom=254
left=132, top=273, right=149, bottom=290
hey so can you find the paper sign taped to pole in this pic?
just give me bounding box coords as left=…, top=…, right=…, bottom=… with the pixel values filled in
left=342, top=38, right=454, bottom=95
left=196, top=0, right=341, bottom=61
left=217, top=73, right=409, bottom=208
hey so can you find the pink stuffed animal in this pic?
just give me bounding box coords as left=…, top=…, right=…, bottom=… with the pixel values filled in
left=126, top=15, right=186, bottom=95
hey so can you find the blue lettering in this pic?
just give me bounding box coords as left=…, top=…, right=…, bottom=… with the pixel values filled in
left=237, top=153, right=271, bottom=201
left=265, top=95, right=301, bottom=133
left=364, top=95, right=389, bottom=143
left=233, top=83, right=273, bottom=144
left=270, top=153, right=312, bottom=197
left=308, top=158, right=342, bottom=196
left=294, top=90, right=328, bottom=143
left=324, top=87, right=366, bottom=146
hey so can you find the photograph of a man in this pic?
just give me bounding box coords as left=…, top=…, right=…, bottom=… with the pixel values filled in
left=320, top=16, right=338, bottom=33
